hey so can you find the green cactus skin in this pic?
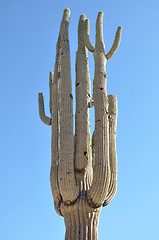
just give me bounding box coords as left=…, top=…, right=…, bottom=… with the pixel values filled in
left=38, top=8, right=122, bottom=240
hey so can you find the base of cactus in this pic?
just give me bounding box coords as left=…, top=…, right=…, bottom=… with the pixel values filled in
left=62, top=198, right=102, bottom=240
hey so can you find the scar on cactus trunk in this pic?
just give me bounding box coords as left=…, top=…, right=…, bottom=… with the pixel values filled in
left=38, top=8, right=122, bottom=240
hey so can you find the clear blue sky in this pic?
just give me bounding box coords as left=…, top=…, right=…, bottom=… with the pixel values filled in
left=1, top=0, right=159, bottom=239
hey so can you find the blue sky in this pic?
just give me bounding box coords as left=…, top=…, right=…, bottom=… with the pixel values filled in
left=1, top=0, right=159, bottom=239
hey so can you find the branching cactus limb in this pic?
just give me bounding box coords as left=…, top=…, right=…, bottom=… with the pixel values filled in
left=39, top=8, right=79, bottom=212
left=104, top=94, right=118, bottom=206
left=75, top=14, right=93, bottom=191
left=84, top=13, right=122, bottom=60
left=84, top=12, right=122, bottom=208
left=57, top=8, right=79, bottom=204
left=38, top=8, right=122, bottom=240
left=85, top=12, right=110, bottom=208
left=105, top=27, right=122, bottom=60
left=50, top=32, right=62, bottom=211
left=38, top=71, right=53, bottom=126
left=84, top=19, right=95, bottom=52
left=38, top=93, right=51, bottom=126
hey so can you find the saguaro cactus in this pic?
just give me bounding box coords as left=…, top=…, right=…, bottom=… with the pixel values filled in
left=38, top=8, right=122, bottom=240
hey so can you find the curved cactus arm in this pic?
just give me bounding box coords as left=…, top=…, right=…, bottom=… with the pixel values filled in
left=38, top=93, right=51, bottom=126
left=75, top=14, right=93, bottom=190
left=105, top=26, right=122, bottom=60
left=103, top=95, right=118, bottom=206
left=87, top=12, right=111, bottom=208
left=57, top=8, right=79, bottom=203
left=84, top=19, right=95, bottom=52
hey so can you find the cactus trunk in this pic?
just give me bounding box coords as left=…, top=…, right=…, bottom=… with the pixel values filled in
left=63, top=200, right=101, bottom=240
left=38, top=8, right=122, bottom=239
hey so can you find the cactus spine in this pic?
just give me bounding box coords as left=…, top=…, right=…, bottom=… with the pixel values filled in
left=38, top=8, right=122, bottom=240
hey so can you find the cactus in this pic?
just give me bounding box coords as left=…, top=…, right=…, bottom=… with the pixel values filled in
left=38, top=8, right=122, bottom=240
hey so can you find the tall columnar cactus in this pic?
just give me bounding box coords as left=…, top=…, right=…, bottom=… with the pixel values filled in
left=38, top=8, right=122, bottom=240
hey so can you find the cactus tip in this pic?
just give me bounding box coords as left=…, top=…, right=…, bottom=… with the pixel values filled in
left=117, top=26, right=122, bottom=33
left=79, top=14, right=86, bottom=21
left=64, top=8, right=70, bottom=14
left=98, top=11, right=104, bottom=16
left=62, top=8, right=71, bottom=24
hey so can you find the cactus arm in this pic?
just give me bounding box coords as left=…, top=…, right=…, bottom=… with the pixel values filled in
left=103, top=95, right=118, bottom=206
left=50, top=34, right=62, bottom=206
left=75, top=14, right=93, bottom=190
left=38, top=92, right=51, bottom=126
left=87, top=87, right=110, bottom=207
left=87, top=12, right=110, bottom=207
left=84, top=19, right=95, bottom=52
left=95, top=12, right=105, bottom=50
left=57, top=9, right=79, bottom=203
left=105, top=26, right=122, bottom=60
left=75, top=14, right=88, bottom=173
